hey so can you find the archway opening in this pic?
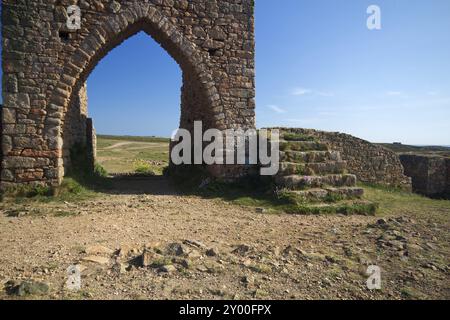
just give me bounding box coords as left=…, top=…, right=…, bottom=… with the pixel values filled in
left=63, top=31, right=179, bottom=180
left=60, top=18, right=216, bottom=189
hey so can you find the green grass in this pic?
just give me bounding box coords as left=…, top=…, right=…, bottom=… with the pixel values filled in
left=165, top=168, right=377, bottom=215
left=175, top=173, right=448, bottom=217
left=279, top=141, right=328, bottom=152
left=133, top=159, right=156, bottom=175
left=283, top=132, right=316, bottom=142
left=361, top=183, right=450, bottom=222
left=0, top=177, right=98, bottom=204
left=96, top=136, right=169, bottom=174
left=378, top=143, right=450, bottom=158
left=1, top=142, right=111, bottom=204
left=3, top=135, right=448, bottom=219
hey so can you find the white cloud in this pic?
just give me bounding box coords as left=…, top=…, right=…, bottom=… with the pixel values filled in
left=292, top=87, right=312, bottom=96
left=267, top=104, right=286, bottom=114
left=292, top=87, right=334, bottom=97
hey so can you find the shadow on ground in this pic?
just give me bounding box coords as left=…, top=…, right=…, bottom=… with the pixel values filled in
left=103, top=175, right=178, bottom=196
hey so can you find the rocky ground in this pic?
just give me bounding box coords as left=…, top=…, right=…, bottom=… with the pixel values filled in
left=0, top=178, right=449, bottom=300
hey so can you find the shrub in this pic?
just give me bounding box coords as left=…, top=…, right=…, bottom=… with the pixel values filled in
left=94, top=163, right=108, bottom=178
left=133, top=159, right=156, bottom=175
left=2, top=184, right=51, bottom=199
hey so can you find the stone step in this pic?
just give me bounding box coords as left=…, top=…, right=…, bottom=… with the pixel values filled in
left=275, top=174, right=357, bottom=189
left=286, top=187, right=364, bottom=202
left=284, top=200, right=377, bottom=216
left=280, top=150, right=342, bottom=163
left=279, top=140, right=329, bottom=152
left=279, top=161, right=347, bottom=176
left=281, top=132, right=317, bottom=142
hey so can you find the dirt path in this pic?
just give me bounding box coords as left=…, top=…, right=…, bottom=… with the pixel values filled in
left=102, top=142, right=162, bottom=150
left=0, top=178, right=449, bottom=300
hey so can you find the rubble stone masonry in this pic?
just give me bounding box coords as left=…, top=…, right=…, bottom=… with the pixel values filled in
left=276, top=128, right=412, bottom=189
left=400, top=154, right=450, bottom=198
left=1, top=0, right=256, bottom=188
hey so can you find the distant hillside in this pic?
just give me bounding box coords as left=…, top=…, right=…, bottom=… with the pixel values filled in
left=378, top=143, right=450, bottom=158
left=97, top=134, right=171, bottom=143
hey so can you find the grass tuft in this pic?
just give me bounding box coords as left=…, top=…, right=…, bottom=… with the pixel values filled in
left=283, top=132, right=316, bottom=142
left=133, top=159, right=156, bottom=176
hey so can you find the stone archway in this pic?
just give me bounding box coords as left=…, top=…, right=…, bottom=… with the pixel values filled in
left=59, top=5, right=221, bottom=174
left=1, top=1, right=255, bottom=189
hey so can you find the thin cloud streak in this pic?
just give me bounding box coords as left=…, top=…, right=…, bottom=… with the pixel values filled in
left=292, top=87, right=312, bottom=96
left=267, top=104, right=286, bottom=113
left=291, top=87, right=334, bottom=97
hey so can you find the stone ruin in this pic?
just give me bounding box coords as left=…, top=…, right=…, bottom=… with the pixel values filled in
left=400, top=154, right=450, bottom=199
left=1, top=1, right=415, bottom=203
left=1, top=0, right=256, bottom=189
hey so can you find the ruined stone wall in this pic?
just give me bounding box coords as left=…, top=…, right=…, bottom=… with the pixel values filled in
left=280, top=128, right=412, bottom=189
left=86, top=117, right=96, bottom=171
left=399, top=154, right=449, bottom=198
left=63, top=82, right=88, bottom=170
left=1, top=0, right=256, bottom=188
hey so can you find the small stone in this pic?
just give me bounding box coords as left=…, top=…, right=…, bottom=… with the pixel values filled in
left=108, top=0, right=121, bottom=13
left=232, top=244, right=251, bottom=256
left=183, top=239, right=207, bottom=249
left=322, top=278, right=332, bottom=287
left=82, top=256, right=110, bottom=265
left=255, top=207, right=266, bottom=214
left=141, top=250, right=163, bottom=268
left=84, top=244, right=114, bottom=255
left=209, top=26, right=227, bottom=41
left=206, top=248, right=219, bottom=257
left=187, top=249, right=202, bottom=260
left=166, top=242, right=188, bottom=256
left=196, top=265, right=209, bottom=273
left=180, top=259, right=191, bottom=269
left=159, top=265, right=176, bottom=273
left=6, top=280, right=49, bottom=297
left=408, top=244, right=423, bottom=252
left=241, top=275, right=254, bottom=284
left=118, top=244, right=141, bottom=257
left=113, top=262, right=129, bottom=274
left=427, top=264, right=438, bottom=271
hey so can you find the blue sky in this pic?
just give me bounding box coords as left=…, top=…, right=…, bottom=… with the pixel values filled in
left=1, top=1, right=450, bottom=144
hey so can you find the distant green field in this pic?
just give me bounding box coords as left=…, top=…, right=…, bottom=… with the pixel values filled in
left=96, top=135, right=170, bottom=175
left=378, top=143, right=450, bottom=158
left=96, top=136, right=450, bottom=175
left=97, top=134, right=170, bottom=143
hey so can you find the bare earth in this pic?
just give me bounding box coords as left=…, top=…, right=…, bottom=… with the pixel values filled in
left=0, top=178, right=449, bottom=300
